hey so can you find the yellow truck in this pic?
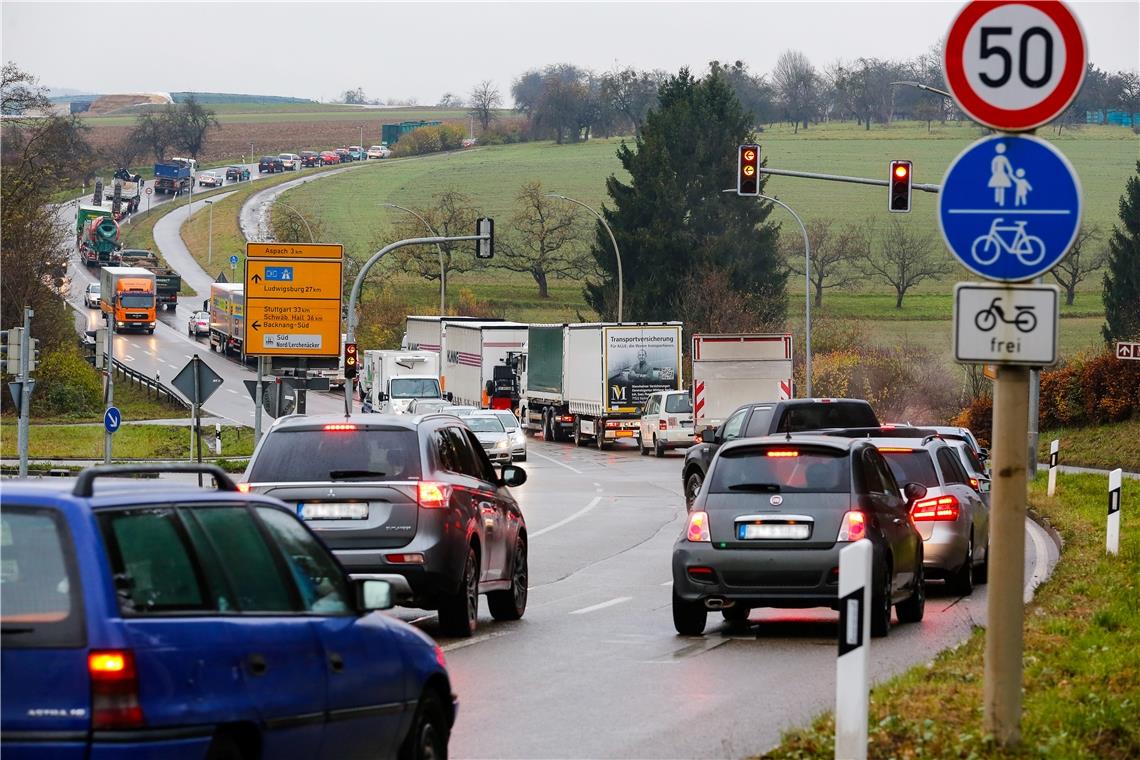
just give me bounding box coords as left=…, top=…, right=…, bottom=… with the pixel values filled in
left=99, top=266, right=157, bottom=334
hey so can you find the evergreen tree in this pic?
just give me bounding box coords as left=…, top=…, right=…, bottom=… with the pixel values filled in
left=584, top=69, right=785, bottom=323
left=1102, top=161, right=1140, bottom=344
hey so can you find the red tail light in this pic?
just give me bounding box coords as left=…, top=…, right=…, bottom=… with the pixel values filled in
left=836, top=511, right=867, bottom=542
left=89, top=650, right=144, bottom=729
left=766, top=450, right=799, bottom=458
left=686, top=511, right=711, bottom=542
left=434, top=644, right=447, bottom=668
left=323, top=423, right=357, bottom=431
left=605, top=420, right=620, bottom=429
left=969, top=478, right=980, bottom=491
left=417, top=482, right=452, bottom=509
left=912, top=495, right=960, bottom=521
left=658, top=419, right=668, bottom=431
left=687, top=566, right=715, bottom=582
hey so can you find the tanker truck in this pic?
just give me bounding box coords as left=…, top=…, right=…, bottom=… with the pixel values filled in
left=76, top=207, right=122, bottom=268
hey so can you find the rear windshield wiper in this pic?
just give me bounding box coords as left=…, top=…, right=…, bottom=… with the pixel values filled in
left=328, top=469, right=387, bottom=480
left=2, top=626, right=35, bottom=635
left=726, top=483, right=782, bottom=492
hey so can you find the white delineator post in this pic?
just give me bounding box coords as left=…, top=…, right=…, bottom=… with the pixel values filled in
left=1107, top=468, right=1122, bottom=556
left=835, top=539, right=872, bottom=760
left=1047, top=439, right=1059, bottom=496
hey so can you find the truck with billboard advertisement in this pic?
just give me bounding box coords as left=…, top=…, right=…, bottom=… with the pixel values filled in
left=440, top=321, right=528, bottom=409
left=359, top=350, right=442, bottom=414
left=209, top=282, right=244, bottom=355
left=691, top=333, right=794, bottom=429
left=99, top=267, right=157, bottom=334
left=520, top=322, right=683, bottom=449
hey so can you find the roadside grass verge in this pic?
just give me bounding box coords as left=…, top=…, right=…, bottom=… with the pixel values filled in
left=0, top=378, right=189, bottom=425
left=1038, top=418, right=1140, bottom=472
left=0, top=423, right=254, bottom=460
left=762, top=471, right=1139, bottom=759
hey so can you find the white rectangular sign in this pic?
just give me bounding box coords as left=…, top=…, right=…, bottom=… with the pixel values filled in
left=953, top=283, right=1058, bottom=367
left=1116, top=342, right=1140, bottom=361
left=263, top=333, right=323, bottom=350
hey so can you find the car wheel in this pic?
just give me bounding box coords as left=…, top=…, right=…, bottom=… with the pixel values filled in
left=654, top=435, right=665, bottom=458
left=722, top=604, right=750, bottom=625
left=397, top=690, right=450, bottom=760
left=672, top=590, right=707, bottom=635
left=516, top=453, right=527, bottom=462
left=487, top=535, right=527, bottom=621
left=638, top=433, right=649, bottom=455
left=870, top=563, right=892, bottom=638
left=437, top=545, right=478, bottom=637
left=948, top=534, right=975, bottom=596
left=895, top=561, right=925, bottom=624
left=684, top=471, right=703, bottom=507
left=973, top=540, right=989, bottom=585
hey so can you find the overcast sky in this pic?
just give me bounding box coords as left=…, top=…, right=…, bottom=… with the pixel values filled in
left=4, top=1, right=1137, bottom=103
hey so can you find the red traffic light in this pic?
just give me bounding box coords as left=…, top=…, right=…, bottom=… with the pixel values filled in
left=888, top=160, right=912, bottom=213
left=893, top=163, right=910, bottom=179
left=738, top=144, right=761, bottom=196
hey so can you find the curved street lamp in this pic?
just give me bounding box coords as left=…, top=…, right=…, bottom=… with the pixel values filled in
left=545, top=193, right=623, bottom=322
left=381, top=203, right=446, bottom=317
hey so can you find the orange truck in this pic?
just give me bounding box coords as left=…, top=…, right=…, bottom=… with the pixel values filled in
left=99, top=266, right=157, bottom=334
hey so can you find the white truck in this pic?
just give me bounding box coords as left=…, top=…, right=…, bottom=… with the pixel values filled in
left=359, top=350, right=442, bottom=414
left=440, top=321, right=527, bottom=408
left=521, top=322, right=683, bottom=449
left=691, top=333, right=794, bottom=429
left=402, top=315, right=502, bottom=353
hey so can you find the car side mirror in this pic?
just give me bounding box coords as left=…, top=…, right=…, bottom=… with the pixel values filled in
left=706, top=426, right=722, bottom=444
left=979, top=479, right=991, bottom=494
left=977, top=448, right=990, bottom=461
left=445, top=392, right=453, bottom=402
left=499, top=464, right=527, bottom=488
left=903, top=482, right=928, bottom=504
left=378, top=392, right=388, bottom=402
left=352, top=577, right=393, bottom=612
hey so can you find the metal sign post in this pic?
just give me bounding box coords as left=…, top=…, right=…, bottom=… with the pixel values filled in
left=103, top=313, right=114, bottom=465
left=17, top=308, right=33, bottom=477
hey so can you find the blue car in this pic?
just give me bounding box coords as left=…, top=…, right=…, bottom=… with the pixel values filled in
left=0, top=464, right=456, bottom=760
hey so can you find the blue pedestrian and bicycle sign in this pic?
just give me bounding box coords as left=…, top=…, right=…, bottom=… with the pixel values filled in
left=104, top=406, right=122, bottom=434
left=938, top=134, right=1081, bottom=282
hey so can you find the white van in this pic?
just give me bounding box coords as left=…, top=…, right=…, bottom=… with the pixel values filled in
left=278, top=153, right=301, bottom=171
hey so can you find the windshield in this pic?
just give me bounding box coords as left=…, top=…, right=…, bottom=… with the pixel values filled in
left=248, top=427, right=422, bottom=482
left=709, top=446, right=851, bottom=495
left=120, top=294, right=154, bottom=309
left=495, top=412, right=520, bottom=430
left=665, top=394, right=692, bottom=413
left=880, top=450, right=940, bottom=488
left=390, top=378, right=441, bottom=399
left=775, top=402, right=878, bottom=433
left=466, top=417, right=505, bottom=433
left=88, top=284, right=100, bottom=293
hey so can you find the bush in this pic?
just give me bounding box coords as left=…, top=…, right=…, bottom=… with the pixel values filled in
left=391, top=123, right=469, bottom=157
left=29, top=347, right=103, bottom=418
left=451, top=288, right=499, bottom=319
left=479, top=121, right=529, bottom=145
left=951, top=396, right=993, bottom=447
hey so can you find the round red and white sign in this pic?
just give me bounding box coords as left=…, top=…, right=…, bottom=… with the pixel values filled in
left=145, top=186, right=153, bottom=195
left=945, top=0, right=1086, bottom=131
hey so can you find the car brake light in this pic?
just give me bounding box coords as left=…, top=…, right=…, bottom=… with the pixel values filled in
left=324, top=423, right=357, bottom=431
left=911, top=495, right=960, bottom=521
left=878, top=447, right=916, bottom=453
left=836, top=511, right=867, bottom=542
left=969, top=478, right=980, bottom=490
left=687, top=566, right=715, bottom=582
left=686, top=511, right=711, bottom=542
left=385, top=553, right=425, bottom=564
left=434, top=644, right=447, bottom=668
left=89, top=650, right=144, bottom=729
left=766, top=450, right=799, bottom=458
left=417, top=482, right=452, bottom=509
left=659, top=419, right=668, bottom=431
left=236, top=483, right=251, bottom=493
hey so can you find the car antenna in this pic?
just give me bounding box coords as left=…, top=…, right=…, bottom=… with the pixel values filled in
left=785, top=430, right=792, bottom=442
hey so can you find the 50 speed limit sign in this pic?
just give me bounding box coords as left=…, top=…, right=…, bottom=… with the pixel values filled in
left=945, top=0, right=1087, bottom=132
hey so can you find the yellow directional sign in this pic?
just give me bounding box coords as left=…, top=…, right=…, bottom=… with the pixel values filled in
left=244, top=242, right=343, bottom=358
left=245, top=260, right=342, bottom=300
left=246, top=242, right=343, bottom=260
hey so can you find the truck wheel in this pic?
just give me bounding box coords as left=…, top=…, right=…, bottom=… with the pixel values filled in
left=596, top=427, right=607, bottom=451
left=573, top=423, right=583, bottom=447
left=147, top=328, right=154, bottom=335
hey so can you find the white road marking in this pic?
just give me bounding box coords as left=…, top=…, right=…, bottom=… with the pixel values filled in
left=226, top=388, right=239, bottom=394
left=123, top=354, right=135, bottom=361
left=531, top=496, right=602, bottom=538
left=440, top=630, right=511, bottom=652
left=1024, top=520, right=1050, bottom=603
left=529, top=449, right=583, bottom=474
left=167, top=363, right=178, bottom=369
left=570, top=596, right=632, bottom=615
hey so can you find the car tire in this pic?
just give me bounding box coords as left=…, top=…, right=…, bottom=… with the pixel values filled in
left=398, top=690, right=450, bottom=760
left=487, top=535, right=527, bottom=621
left=973, top=540, right=989, bottom=585
left=672, top=591, right=707, bottom=635
left=948, top=535, right=975, bottom=596
left=437, top=545, right=478, bottom=637
left=516, top=453, right=527, bottom=462
left=204, top=731, right=246, bottom=760
left=722, top=604, right=750, bottom=625
left=895, top=561, right=925, bottom=624
left=638, top=433, right=649, bottom=455
left=654, top=435, right=665, bottom=458
left=684, top=471, right=703, bottom=508
left=870, top=563, right=892, bottom=638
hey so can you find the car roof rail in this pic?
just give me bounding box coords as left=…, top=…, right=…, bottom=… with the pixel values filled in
left=73, top=463, right=238, bottom=497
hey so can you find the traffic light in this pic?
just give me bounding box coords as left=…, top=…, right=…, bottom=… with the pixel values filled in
left=0, top=329, right=18, bottom=375
left=738, top=144, right=761, bottom=196
left=889, top=160, right=912, bottom=213
left=343, top=342, right=358, bottom=379
left=475, top=217, right=494, bottom=259
left=28, top=338, right=40, bottom=372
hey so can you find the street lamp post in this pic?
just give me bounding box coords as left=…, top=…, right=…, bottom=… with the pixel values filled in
left=274, top=202, right=315, bottom=243
left=204, top=200, right=214, bottom=265
left=760, top=194, right=813, bottom=398
left=381, top=203, right=446, bottom=316
left=545, top=193, right=623, bottom=322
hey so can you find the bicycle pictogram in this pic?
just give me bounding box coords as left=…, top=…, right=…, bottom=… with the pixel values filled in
left=970, top=218, right=1047, bottom=267
left=974, top=297, right=1037, bottom=333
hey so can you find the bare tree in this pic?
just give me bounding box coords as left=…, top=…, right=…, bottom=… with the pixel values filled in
left=601, top=67, right=664, bottom=136
left=497, top=182, right=588, bottom=297
left=341, top=87, right=367, bottom=105
left=437, top=92, right=463, bottom=108
left=772, top=50, right=819, bottom=133
left=783, top=218, right=864, bottom=307
left=1049, top=225, right=1106, bottom=305
left=858, top=219, right=952, bottom=308
left=390, top=190, right=482, bottom=295
left=468, top=80, right=501, bottom=131
left=269, top=204, right=325, bottom=244
left=129, top=111, right=175, bottom=161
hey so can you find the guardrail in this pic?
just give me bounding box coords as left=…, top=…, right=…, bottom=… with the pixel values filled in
left=110, top=357, right=189, bottom=409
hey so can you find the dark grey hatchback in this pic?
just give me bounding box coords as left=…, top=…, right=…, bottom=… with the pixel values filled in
left=244, top=413, right=529, bottom=637
left=672, top=435, right=926, bottom=638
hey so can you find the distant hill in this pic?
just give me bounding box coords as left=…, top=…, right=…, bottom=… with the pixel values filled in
left=170, top=92, right=316, bottom=104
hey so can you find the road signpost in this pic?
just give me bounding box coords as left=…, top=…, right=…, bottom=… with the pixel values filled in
left=103, top=407, right=122, bottom=434
left=953, top=283, right=1059, bottom=366
left=172, top=355, right=224, bottom=485
left=1116, top=342, right=1140, bottom=360
left=944, top=0, right=1087, bottom=132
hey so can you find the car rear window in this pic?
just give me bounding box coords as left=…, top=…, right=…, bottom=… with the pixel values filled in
left=248, top=427, right=421, bottom=482
left=880, top=449, right=940, bottom=487
left=775, top=402, right=878, bottom=433
left=665, top=394, right=692, bottom=413
left=709, top=446, right=851, bottom=495
left=0, top=506, right=85, bottom=648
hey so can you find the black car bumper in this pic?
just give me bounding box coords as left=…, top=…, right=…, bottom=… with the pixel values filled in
left=672, top=542, right=846, bottom=609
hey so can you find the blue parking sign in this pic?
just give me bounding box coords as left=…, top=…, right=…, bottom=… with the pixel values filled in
left=938, top=135, right=1081, bottom=282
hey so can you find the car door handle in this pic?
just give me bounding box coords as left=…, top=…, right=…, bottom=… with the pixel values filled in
left=328, top=652, right=345, bottom=673
left=246, top=653, right=268, bottom=677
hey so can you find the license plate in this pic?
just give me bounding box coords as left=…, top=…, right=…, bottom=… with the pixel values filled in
left=615, top=430, right=635, bottom=438
left=738, top=523, right=810, bottom=540
left=680, top=420, right=693, bottom=427
left=299, top=502, right=368, bottom=520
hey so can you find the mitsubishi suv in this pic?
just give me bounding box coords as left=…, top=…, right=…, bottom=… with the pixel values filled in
left=243, top=413, right=530, bottom=637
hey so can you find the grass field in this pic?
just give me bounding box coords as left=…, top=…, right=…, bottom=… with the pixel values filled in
left=0, top=423, right=254, bottom=460
left=1038, top=418, right=1140, bottom=472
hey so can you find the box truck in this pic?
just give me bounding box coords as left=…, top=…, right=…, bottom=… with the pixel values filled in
left=359, top=350, right=442, bottom=413
left=441, top=321, right=528, bottom=408
left=691, top=333, right=794, bottom=428
left=209, top=283, right=244, bottom=355
left=521, top=323, right=683, bottom=449
left=99, top=267, right=156, bottom=334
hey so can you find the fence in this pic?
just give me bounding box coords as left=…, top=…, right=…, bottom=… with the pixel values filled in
left=111, top=357, right=190, bottom=409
